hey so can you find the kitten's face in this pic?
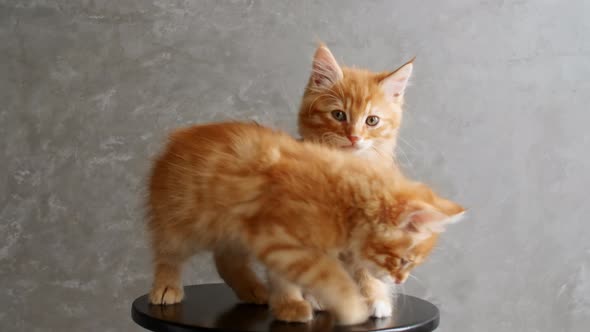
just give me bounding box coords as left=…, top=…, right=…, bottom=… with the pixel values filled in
left=298, top=45, right=413, bottom=158
left=371, top=232, right=439, bottom=284
left=363, top=186, right=465, bottom=284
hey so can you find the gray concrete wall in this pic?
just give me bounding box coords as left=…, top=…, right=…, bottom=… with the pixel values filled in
left=1, top=1, right=589, bottom=331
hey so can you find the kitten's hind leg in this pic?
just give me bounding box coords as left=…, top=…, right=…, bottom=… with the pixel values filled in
left=268, top=271, right=313, bottom=322
left=214, top=245, right=269, bottom=304
left=149, top=231, right=198, bottom=305
left=253, top=241, right=369, bottom=325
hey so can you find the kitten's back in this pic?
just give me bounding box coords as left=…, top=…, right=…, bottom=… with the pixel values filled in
left=147, top=121, right=389, bottom=232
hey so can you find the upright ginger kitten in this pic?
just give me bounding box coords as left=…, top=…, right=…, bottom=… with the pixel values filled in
left=147, top=122, right=464, bottom=325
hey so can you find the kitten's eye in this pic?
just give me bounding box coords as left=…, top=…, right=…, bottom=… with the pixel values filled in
left=366, top=116, right=380, bottom=126
left=331, top=110, right=347, bottom=122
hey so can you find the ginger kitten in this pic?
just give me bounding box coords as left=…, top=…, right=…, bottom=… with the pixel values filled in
left=147, top=122, right=464, bottom=325
left=298, top=44, right=414, bottom=165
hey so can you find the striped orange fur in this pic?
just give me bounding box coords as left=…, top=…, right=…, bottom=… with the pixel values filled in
left=146, top=122, right=464, bottom=325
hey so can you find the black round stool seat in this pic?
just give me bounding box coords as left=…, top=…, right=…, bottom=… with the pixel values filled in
left=131, top=283, right=439, bottom=332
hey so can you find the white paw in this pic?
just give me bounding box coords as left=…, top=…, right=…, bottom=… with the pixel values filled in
left=304, top=293, right=325, bottom=311
left=371, top=299, right=392, bottom=318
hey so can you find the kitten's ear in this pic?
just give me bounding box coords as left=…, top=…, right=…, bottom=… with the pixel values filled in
left=310, top=44, right=343, bottom=88
left=432, top=196, right=466, bottom=217
left=379, top=58, right=414, bottom=101
left=400, top=209, right=466, bottom=235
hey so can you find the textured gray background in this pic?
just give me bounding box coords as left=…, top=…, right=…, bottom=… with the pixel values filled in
left=1, top=0, right=589, bottom=331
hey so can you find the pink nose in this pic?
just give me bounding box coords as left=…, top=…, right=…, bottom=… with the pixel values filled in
left=347, top=135, right=360, bottom=144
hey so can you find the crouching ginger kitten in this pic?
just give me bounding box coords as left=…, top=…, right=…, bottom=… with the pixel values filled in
left=146, top=122, right=464, bottom=325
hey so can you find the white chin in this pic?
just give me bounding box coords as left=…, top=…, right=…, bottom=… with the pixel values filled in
left=353, top=144, right=372, bottom=152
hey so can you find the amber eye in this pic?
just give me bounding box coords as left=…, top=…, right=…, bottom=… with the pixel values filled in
left=366, top=116, right=380, bottom=126
left=331, top=110, right=347, bottom=122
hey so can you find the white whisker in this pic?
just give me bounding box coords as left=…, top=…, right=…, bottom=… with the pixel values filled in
left=394, top=146, right=414, bottom=168
left=398, top=136, right=417, bottom=152
left=407, top=274, right=423, bottom=284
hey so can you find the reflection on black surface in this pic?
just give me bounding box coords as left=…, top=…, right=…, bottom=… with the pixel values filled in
left=214, top=305, right=402, bottom=332
left=215, top=303, right=271, bottom=330
left=269, top=312, right=336, bottom=332
left=148, top=303, right=184, bottom=322
left=132, top=284, right=439, bottom=332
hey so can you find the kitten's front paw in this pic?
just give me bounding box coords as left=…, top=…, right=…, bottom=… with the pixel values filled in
left=336, top=297, right=370, bottom=325
left=270, top=298, right=313, bottom=323
left=304, top=293, right=326, bottom=311
left=149, top=285, right=184, bottom=305
left=370, top=299, right=393, bottom=318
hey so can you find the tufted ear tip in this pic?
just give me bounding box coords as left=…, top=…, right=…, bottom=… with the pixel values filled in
left=447, top=210, right=467, bottom=224
left=400, top=209, right=465, bottom=234
left=379, top=60, right=413, bottom=100
left=309, top=44, right=343, bottom=88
